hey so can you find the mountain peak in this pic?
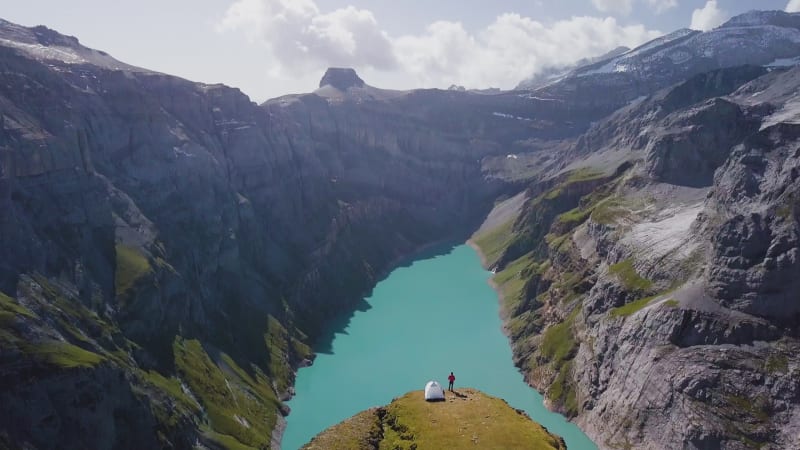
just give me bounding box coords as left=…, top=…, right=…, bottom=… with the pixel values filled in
left=319, top=67, right=365, bottom=90
left=719, top=9, right=800, bottom=29
left=0, top=18, right=143, bottom=71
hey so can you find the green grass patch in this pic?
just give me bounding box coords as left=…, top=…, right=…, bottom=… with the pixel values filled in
left=492, top=254, right=544, bottom=314
left=664, top=299, right=679, bottom=308
left=540, top=307, right=580, bottom=366
left=376, top=389, right=566, bottom=450
left=608, top=258, right=652, bottom=292
left=115, top=244, right=152, bottom=298
left=556, top=207, right=592, bottom=227
left=173, top=337, right=279, bottom=449
left=590, top=197, right=629, bottom=225
left=141, top=370, right=201, bottom=428
left=0, top=291, right=37, bottom=319
left=142, top=370, right=199, bottom=412
left=543, top=186, right=564, bottom=200
left=726, top=395, right=770, bottom=423
left=506, top=312, right=535, bottom=339
left=31, top=274, right=118, bottom=339
left=300, top=407, right=383, bottom=450
left=472, top=219, right=515, bottom=267
left=565, top=167, right=606, bottom=183
left=56, top=317, right=91, bottom=343
left=765, top=354, right=789, bottom=373
left=205, top=430, right=258, bottom=450
left=25, top=341, right=105, bottom=368
left=548, top=360, right=578, bottom=417
left=610, top=295, right=658, bottom=318
left=265, top=316, right=293, bottom=394
left=545, top=233, right=572, bottom=255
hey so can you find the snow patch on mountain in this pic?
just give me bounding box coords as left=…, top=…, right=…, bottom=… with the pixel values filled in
left=0, top=19, right=145, bottom=72
left=761, top=96, right=800, bottom=130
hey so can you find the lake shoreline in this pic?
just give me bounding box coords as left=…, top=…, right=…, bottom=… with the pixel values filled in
left=282, top=244, right=597, bottom=450
left=466, top=239, right=597, bottom=447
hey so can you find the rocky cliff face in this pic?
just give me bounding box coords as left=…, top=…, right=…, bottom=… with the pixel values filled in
left=473, top=60, right=800, bottom=449
left=0, top=18, right=601, bottom=450
left=3, top=9, right=800, bottom=450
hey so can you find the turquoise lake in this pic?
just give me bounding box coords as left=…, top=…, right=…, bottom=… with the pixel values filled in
left=282, top=244, right=597, bottom=449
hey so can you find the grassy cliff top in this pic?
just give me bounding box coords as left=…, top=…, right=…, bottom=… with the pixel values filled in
left=301, top=388, right=566, bottom=450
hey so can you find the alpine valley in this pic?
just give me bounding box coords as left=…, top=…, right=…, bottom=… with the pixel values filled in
left=1, top=8, right=800, bottom=450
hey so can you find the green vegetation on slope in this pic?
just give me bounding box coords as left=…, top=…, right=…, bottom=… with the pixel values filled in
left=24, top=341, right=105, bottom=368
left=765, top=354, right=789, bottom=373
left=173, top=337, right=280, bottom=450
left=303, top=388, right=566, bottom=450
left=536, top=306, right=582, bottom=417
left=548, top=361, right=577, bottom=416
left=139, top=369, right=201, bottom=428
left=264, top=315, right=311, bottom=395
left=0, top=291, right=37, bottom=319
left=492, top=254, right=543, bottom=312
left=566, top=167, right=607, bottom=184
left=472, top=219, right=515, bottom=267
left=610, top=295, right=658, bottom=318
left=590, top=197, right=629, bottom=225
left=556, top=207, right=592, bottom=228
left=608, top=259, right=653, bottom=292
left=115, top=244, right=152, bottom=299
left=540, top=307, right=580, bottom=366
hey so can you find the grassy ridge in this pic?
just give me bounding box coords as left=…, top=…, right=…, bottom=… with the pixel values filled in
left=304, top=388, right=566, bottom=450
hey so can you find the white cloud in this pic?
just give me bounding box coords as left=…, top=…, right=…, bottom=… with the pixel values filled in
left=395, top=14, right=660, bottom=89
left=690, top=1, right=728, bottom=31
left=219, top=0, right=661, bottom=91
left=217, top=0, right=397, bottom=75
left=646, top=0, right=678, bottom=14
left=591, top=0, right=677, bottom=15
left=787, top=0, right=800, bottom=13
left=591, top=0, right=634, bottom=15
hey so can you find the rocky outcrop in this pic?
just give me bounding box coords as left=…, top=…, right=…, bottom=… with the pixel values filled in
left=644, top=98, right=755, bottom=186
left=319, top=67, right=365, bottom=90
left=704, top=123, right=800, bottom=322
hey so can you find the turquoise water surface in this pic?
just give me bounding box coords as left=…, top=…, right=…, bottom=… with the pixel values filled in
left=282, top=244, right=597, bottom=449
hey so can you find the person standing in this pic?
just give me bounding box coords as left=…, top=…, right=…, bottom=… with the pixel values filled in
left=448, top=372, right=455, bottom=391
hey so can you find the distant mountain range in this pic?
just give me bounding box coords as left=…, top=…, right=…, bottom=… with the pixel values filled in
left=516, top=10, right=800, bottom=112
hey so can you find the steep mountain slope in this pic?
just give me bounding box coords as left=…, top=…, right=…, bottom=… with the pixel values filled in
left=2, top=8, right=800, bottom=450
left=0, top=19, right=600, bottom=450
left=474, top=62, right=800, bottom=449
left=516, top=46, right=630, bottom=91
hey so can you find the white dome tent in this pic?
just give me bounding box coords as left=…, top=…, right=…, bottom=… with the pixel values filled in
left=424, top=380, right=445, bottom=401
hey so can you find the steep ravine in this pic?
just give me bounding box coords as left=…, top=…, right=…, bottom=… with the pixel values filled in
left=0, top=20, right=596, bottom=450
left=3, top=11, right=800, bottom=450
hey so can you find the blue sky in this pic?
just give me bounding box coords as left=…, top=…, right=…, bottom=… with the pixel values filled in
left=3, top=1, right=794, bottom=101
